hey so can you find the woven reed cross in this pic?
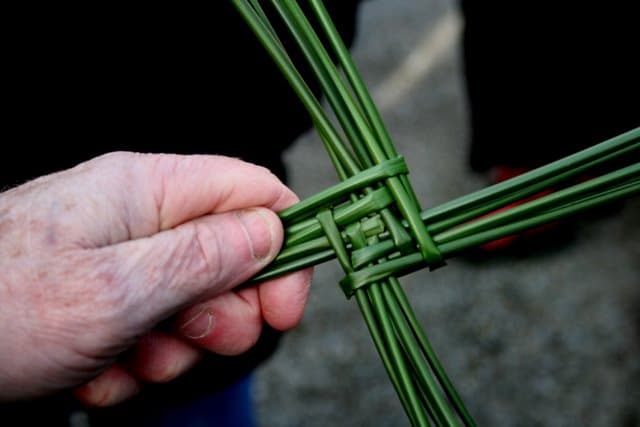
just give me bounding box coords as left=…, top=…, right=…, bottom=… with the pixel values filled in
left=235, top=1, right=640, bottom=426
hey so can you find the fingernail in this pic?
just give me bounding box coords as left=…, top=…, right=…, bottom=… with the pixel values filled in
left=180, top=307, right=214, bottom=339
left=236, top=208, right=274, bottom=260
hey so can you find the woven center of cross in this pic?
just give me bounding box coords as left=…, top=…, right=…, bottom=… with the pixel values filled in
left=270, top=156, right=445, bottom=298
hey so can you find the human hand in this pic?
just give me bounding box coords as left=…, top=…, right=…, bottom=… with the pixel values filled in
left=0, top=153, right=311, bottom=406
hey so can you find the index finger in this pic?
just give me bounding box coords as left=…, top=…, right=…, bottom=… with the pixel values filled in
left=144, top=154, right=298, bottom=229
left=83, top=152, right=298, bottom=237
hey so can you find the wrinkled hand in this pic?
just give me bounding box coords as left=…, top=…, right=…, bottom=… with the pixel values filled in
left=0, top=153, right=311, bottom=405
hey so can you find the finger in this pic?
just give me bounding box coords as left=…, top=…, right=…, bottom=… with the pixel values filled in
left=258, top=268, right=313, bottom=331
left=125, top=331, right=202, bottom=383
left=146, top=154, right=299, bottom=226
left=74, top=365, right=141, bottom=407
left=175, top=288, right=263, bottom=356
left=104, top=207, right=283, bottom=329
left=85, top=153, right=299, bottom=239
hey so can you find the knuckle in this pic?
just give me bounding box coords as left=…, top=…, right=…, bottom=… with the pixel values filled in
left=183, top=221, right=224, bottom=287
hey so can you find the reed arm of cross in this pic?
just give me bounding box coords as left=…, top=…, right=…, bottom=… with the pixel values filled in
left=253, top=128, right=640, bottom=290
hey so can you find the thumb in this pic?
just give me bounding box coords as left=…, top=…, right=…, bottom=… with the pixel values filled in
left=106, top=207, right=283, bottom=328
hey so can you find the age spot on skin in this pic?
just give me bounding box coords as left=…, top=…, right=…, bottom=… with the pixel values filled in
left=44, top=225, right=59, bottom=246
left=10, top=248, right=24, bottom=258
left=0, top=212, right=15, bottom=237
left=63, top=200, right=77, bottom=212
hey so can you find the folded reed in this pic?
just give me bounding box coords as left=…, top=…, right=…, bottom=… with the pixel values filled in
left=234, top=1, right=640, bottom=426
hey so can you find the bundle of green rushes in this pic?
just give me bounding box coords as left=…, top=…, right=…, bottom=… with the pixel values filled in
left=233, top=1, right=640, bottom=426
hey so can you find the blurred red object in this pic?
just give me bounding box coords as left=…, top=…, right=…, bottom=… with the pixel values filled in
left=479, top=166, right=557, bottom=252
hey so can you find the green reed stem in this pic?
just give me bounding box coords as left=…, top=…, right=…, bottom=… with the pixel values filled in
left=370, top=283, right=430, bottom=426
left=233, top=0, right=359, bottom=176
left=390, top=279, right=476, bottom=427
left=355, top=290, right=420, bottom=426
left=423, top=128, right=639, bottom=224
left=381, top=283, right=460, bottom=427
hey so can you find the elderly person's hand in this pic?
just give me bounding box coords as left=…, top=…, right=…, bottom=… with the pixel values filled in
left=0, top=153, right=311, bottom=406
